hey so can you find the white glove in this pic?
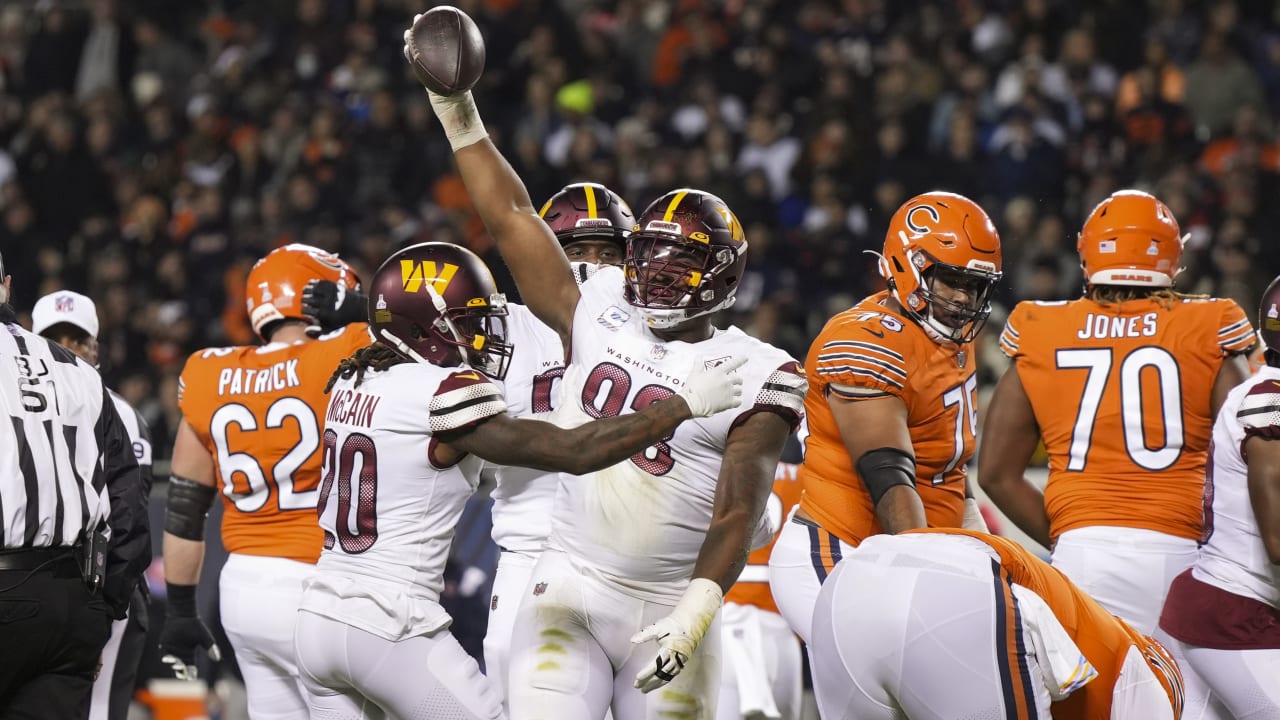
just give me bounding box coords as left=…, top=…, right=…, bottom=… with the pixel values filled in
left=631, top=578, right=723, bottom=693
left=963, top=497, right=989, bottom=532
left=402, top=19, right=487, bottom=151
left=677, top=356, right=746, bottom=418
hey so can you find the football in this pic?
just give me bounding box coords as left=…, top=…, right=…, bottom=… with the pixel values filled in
left=406, top=6, right=486, bottom=96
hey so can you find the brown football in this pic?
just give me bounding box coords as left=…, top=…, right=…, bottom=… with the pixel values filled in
left=406, top=6, right=486, bottom=96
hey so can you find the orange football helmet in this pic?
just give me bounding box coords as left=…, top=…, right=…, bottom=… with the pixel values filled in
left=1077, top=190, right=1185, bottom=288
left=879, top=191, right=1003, bottom=343
left=245, top=243, right=359, bottom=339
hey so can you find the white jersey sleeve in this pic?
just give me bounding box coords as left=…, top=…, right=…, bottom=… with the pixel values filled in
left=301, top=362, right=499, bottom=641
left=490, top=302, right=570, bottom=552
left=1194, top=366, right=1280, bottom=607
left=546, top=268, right=806, bottom=601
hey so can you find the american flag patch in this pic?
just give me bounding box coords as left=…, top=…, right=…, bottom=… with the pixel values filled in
left=1098, top=240, right=1117, bottom=253
left=532, top=582, right=548, bottom=596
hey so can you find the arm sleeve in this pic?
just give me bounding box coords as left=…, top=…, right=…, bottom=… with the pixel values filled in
left=428, top=371, right=508, bottom=434
left=1217, top=299, right=1257, bottom=356
left=1238, top=378, right=1280, bottom=444
left=94, top=388, right=150, bottom=619
left=731, top=360, right=807, bottom=432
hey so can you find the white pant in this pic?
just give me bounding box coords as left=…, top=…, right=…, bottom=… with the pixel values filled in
left=508, top=549, right=722, bottom=720
left=766, top=514, right=857, bottom=645
left=485, top=549, right=537, bottom=713
left=1050, top=526, right=1196, bottom=634
left=810, top=538, right=1053, bottom=720
left=88, top=616, right=128, bottom=720
left=715, top=603, right=802, bottom=720
left=295, top=611, right=504, bottom=720
left=220, top=553, right=312, bottom=720
left=1155, top=629, right=1280, bottom=720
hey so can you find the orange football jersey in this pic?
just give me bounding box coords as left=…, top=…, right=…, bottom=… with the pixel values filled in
left=1000, top=297, right=1255, bottom=542
left=178, top=324, right=371, bottom=563
left=726, top=462, right=803, bottom=613
left=910, top=529, right=1184, bottom=719
left=799, top=292, right=978, bottom=546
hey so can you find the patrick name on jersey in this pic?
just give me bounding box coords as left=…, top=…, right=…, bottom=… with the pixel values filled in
left=215, top=358, right=302, bottom=396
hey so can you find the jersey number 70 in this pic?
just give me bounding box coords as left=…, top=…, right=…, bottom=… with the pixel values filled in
left=1055, top=347, right=1184, bottom=471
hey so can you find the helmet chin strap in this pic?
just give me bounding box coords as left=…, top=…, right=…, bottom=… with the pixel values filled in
left=921, top=309, right=964, bottom=344
left=380, top=329, right=431, bottom=365
left=636, top=295, right=735, bottom=330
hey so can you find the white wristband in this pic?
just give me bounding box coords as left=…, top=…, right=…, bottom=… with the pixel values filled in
left=670, top=578, right=724, bottom=646
left=428, top=90, right=488, bottom=151
left=963, top=497, right=989, bottom=532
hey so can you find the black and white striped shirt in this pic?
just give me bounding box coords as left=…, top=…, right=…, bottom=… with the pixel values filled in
left=0, top=311, right=148, bottom=610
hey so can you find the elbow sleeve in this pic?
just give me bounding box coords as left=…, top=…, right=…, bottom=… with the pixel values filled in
left=164, top=476, right=217, bottom=541
left=856, top=447, right=917, bottom=507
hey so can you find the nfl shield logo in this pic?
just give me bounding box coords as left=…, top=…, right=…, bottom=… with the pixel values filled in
left=532, top=582, right=548, bottom=596
left=55, top=295, right=74, bottom=312
left=491, top=595, right=498, bottom=611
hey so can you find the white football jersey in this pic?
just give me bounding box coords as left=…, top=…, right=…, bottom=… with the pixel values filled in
left=490, top=303, right=566, bottom=552
left=547, top=267, right=807, bottom=602
left=300, top=361, right=506, bottom=641
left=490, top=264, right=601, bottom=553
left=1194, top=365, right=1280, bottom=607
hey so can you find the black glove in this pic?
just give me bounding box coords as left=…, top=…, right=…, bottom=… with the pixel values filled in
left=158, top=583, right=221, bottom=680
left=302, top=279, right=367, bottom=336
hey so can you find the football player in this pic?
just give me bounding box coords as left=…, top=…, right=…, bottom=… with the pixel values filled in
left=1156, top=274, right=1280, bottom=719
left=158, top=244, right=368, bottom=719
left=294, top=242, right=744, bottom=719
left=484, top=181, right=633, bottom=710
left=979, top=190, right=1255, bottom=633
left=717, top=457, right=804, bottom=720
left=811, top=529, right=1184, bottom=720
left=410, top=43, right=806, bottom=720
left=300, top=184, right=635, bottom=712
left=769, top=191, right=1003, bottom=644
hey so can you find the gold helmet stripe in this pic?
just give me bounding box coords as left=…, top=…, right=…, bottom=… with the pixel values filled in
left=662, top=190, right=690, bottom=222
left=538, top=197, right=553, bottom=218
left=584, top=184, right=598, bottom=219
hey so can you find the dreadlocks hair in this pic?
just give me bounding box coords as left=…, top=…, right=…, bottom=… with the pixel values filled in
left=1086, top=285, right=1205, bottom=310
left=325, top=342, right=408, bottom=393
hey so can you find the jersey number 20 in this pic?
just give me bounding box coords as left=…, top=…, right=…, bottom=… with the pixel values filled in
left=317, top=430, right=378, bottom=553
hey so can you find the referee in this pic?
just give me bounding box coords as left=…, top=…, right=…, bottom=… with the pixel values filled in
left=0, top=256, right=150, bottom=718
left=32, top=289, right=154, bottom=720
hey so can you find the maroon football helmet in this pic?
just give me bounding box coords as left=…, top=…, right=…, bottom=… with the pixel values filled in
left=367, top=242, right=513, bottom=380
left=624, top=189, right=748, bottom=328
left=538, top=182, right=634, bottom=261
left=1260, top=274, right=1280, bottom=368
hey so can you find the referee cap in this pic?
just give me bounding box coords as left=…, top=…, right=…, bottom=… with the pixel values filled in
left=32, top=290, right=99, bottom=339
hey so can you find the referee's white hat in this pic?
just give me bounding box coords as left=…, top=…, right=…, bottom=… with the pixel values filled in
left=32, top=290, right=99, bottom=339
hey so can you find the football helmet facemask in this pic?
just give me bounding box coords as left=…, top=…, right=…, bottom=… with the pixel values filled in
left=879, top=191, right=1003, bottom=344
left=624, top=189, right=748, bottom=329
left=367, top=242, right=513, bottom=380
left=539, top=182, right=634, bottom=265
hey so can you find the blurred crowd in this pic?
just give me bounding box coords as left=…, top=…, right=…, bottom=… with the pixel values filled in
left=3, top=0, right=1280, bottom=460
